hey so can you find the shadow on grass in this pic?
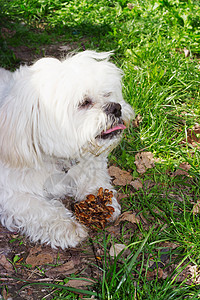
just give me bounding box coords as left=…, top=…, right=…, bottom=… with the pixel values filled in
left=0, top=11, right=113, bottom=69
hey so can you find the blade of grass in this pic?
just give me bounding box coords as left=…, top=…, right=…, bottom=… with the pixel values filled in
left=114, top=225, right=154, bottom=295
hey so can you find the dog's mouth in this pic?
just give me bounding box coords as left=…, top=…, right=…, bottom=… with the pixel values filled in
left=97, top=123, right=126, bottom=139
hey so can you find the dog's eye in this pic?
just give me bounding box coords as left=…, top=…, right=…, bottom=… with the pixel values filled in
left=103, top=92, right=112, bottom=98
left=79, top=97, right=93, bottom=109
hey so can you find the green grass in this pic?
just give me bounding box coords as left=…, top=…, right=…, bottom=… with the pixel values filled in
left=0, top=0, right=200, bottom=299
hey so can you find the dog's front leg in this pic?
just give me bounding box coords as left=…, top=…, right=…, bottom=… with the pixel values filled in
left=68, top=155, right=121, bottom=220
left=0, top=192, right=87, bottom=249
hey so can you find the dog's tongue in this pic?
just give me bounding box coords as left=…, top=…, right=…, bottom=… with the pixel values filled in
left=102, top=124, right=126, bottom=135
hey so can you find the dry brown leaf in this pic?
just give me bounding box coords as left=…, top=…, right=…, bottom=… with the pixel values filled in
left=135, top=152, right=155, bottom=174
left=26, top=252, right=54, bottom=268
left=153, top=208, right=165, bottom=215
left=193, top=123, right=200, bottom=134
left=108, top=166, right=132, bottom=186
left=130, top=179, right=143, bottom=190
left=143, top=180, right=156, bottom=190
left=127, top=2, right=134, bottom=9
left=146, top=267, right=163, bottom=281
left=115, top=211, right=140, bottom=226
left=46, top=260, right=78, bottom=278
left=28, top=245, right=42, bottom=255
left=106, top=225, right=121, bottom=236
left=192, top=200, right=200, bottom=214
left=184, top=47, right=190, bottom=58
left=1, top=27, right=16, bottom=38
left=65, top=278, right=95, bottom=288
left=2, top=287, right=12, bottom=300
left=150, top=262, right=200, bottom=284
left=160, top=242, right=179, bottom=249
left=0, top=254, right=13, bottom=273
left=132, top=114, right=142, bottom=128
left=117, top=193, right=130, bottom=201
left=2, top=288, right=8, bottom=300
left=174, top=162, right=191, bottom=176
left=181, top=125, right=200, bottom=147
left=171, top=264, right=200, bottom=284
left=109, top=244, right=126, bottom=257
left=139, top=213, right=148, bottom=224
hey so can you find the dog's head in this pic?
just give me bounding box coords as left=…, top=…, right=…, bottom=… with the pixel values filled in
left=0, top=51, right=134, bottom=167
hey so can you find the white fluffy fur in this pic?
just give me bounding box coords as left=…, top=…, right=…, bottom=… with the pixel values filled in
left=0, top=51, right=134, bottom=249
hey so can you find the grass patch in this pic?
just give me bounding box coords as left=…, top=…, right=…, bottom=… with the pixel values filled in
left=0, top=0, right=200, bottom=299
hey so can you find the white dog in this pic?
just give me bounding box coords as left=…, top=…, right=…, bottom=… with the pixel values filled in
left=0, top=51, right=134, bottom=249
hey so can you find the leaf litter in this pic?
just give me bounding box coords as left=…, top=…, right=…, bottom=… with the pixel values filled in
left=173, top=162, right=191, bottom=176
left=134, top=152, right=156, bottom=174
left=108, top=166, right=133, bottom=185
left=181, top=123, right=200, bottom=148
left=114, top=211, right=140, bottom=226
left=0, top=14, right=199, bottom=299
left=0, top=157, right=198, bottom=298
left=109, top=244, right=126, bottom=257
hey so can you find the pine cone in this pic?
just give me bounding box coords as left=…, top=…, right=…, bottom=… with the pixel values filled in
left=74, top=188, right=115, bottom=230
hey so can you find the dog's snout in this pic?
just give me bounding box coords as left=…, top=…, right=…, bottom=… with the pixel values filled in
left=104, top=102, right=122, bottom=118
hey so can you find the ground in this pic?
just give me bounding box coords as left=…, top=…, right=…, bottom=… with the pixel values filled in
left=0, top=43, right=200, bottom=299
left=0, top=189, right=139, bottom=299
left=6, top=41, right=82, bottom=65
left=0, top=222, right=103, bottom=299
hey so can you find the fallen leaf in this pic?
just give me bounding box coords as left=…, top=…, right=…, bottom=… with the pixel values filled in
left=135, top=152, right=155, bottom=174
left=109, top=244, right=126, bottom=257
left=184, top=47, right=190, bottom=58
left=106, top=225, right=121, bottom=236
left=26, top=252, right=54, bottom=268
left=1, top=27, right=16, bottom=38
left=115, top=211, right=140, bottom=226
left=65, top=278, right=95, bottom=288
left=132, top=114, right=142, bottom=128
left=28, top=245, right=42, bottom=255
left=127, top=2, right=134, bottom=9
left=171, top=264, right=200, bottom=284
left=139, top=213, right=148, bottom=224
left=117, top=193, right=130, bottom=201
left=108, top=166, right=132, bottom=186
left=146, top=267, right=163, bottom=281
left=193, top=123, right=200, bottom=134
left=2, top=287, right=12, bottom=300
left=130, top=179, right=143, bottom=190
left=174, top=162, right=191, bottom=176
left=153, top=208, right=165, bottom=215
left=192, top=200, right=200, bottom=215
left=0, top=255, right=13, bottom=273
left=46, top=260, right=78, bottom=278
left=181, top=125, right=200, bottom=147
left=160, top=242, right=179, bottom=249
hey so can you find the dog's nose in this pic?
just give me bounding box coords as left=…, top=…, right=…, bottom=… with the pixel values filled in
left=104, top=102, right=122, bottom=118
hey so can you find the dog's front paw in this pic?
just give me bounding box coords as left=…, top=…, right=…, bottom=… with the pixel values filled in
left=42, top=218, right=88, bottom=249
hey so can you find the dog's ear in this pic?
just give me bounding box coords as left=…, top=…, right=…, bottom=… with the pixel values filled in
left=0, top=69, right=42, bottom=168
